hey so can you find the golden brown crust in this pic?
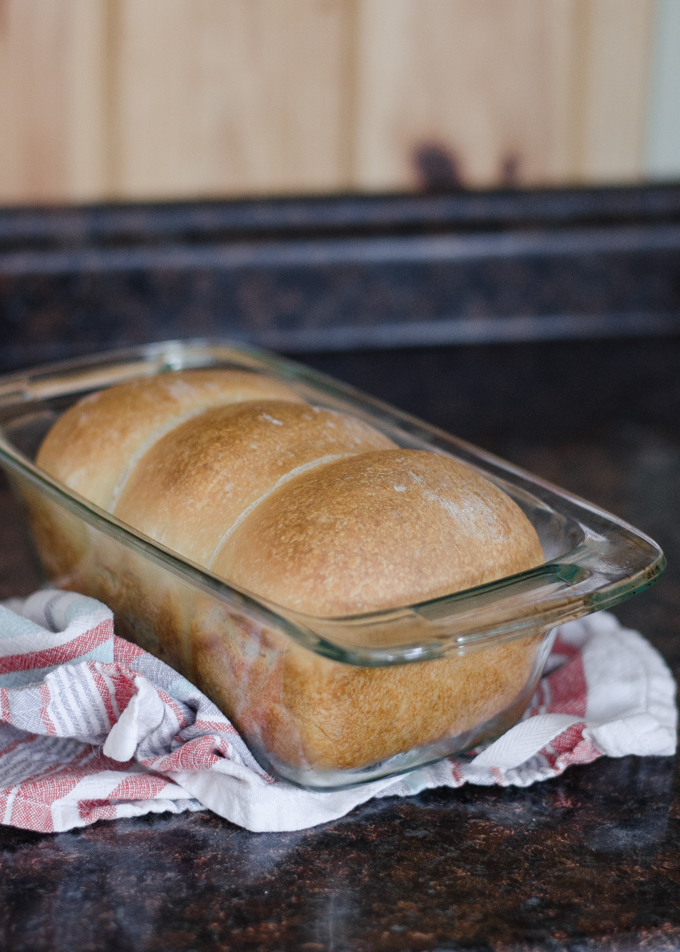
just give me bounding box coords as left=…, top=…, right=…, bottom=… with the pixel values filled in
left=189, top=594, right=546, bottom=770
left=216, top=450, right=544, bottom=616
left=279, top=634, right=543, bottom=769
left=29, top=370, right=548, bottom=775
left=36, top=370, right=301, bottom=509
left=29, top=511, right=546, bottom=772
left=114, top=400, right=396, bottom=567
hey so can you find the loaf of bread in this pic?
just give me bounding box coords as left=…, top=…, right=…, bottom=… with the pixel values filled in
left=30, top=368, right=547, bottom=776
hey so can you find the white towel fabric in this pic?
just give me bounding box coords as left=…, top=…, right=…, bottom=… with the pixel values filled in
left=0, top=590, right=675, bottom=833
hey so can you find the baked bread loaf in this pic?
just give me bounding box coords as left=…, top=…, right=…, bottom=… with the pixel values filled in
left=31, top=368, right=546, bottom=775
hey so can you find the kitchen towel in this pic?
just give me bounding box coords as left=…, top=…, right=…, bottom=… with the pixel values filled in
left=0, top=589, right=675, bottom=834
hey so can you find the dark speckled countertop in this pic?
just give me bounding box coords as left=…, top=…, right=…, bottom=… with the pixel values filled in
left=1, top=187, right=680, bottom=951
left=0, top=399, right=679, bottom=952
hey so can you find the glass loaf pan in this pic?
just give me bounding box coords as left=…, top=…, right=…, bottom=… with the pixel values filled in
left=0, top=340, right=666, bottom=789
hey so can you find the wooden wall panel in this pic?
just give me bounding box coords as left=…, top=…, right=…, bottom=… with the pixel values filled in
left=0, top=0, right=108, bottom=204
left=0, top=0, right=662, bottom=204
left=353, top=0, right=656, bottom=191
left=572, top=0, right=655, bottom=182
left=110, top=0, right=353, bottom=199
left=353, top=0, right=579, bottom=191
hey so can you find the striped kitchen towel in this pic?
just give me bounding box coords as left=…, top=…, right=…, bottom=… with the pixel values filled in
left=0, top=590, right=675, bottom=834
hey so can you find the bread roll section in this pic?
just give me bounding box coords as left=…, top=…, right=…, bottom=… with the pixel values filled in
left=37, top=369, right=301, bottom=510
left=31, top=368, right=548, bottom=777
left=217, top=450, right=543, bottom=616
left=114, top=400, right=395, bottom=569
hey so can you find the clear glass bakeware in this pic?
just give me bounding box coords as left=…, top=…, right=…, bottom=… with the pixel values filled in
left=0, top=339, right=665, bottom=788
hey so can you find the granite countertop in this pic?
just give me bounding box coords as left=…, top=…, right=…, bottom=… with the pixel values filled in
left=0, top=185, right=679, bottom=950
left=0, top=412, right=678, bottom=952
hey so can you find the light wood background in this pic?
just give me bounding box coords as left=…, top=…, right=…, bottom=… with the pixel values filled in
left=0, top=0, right=676, bottom=205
